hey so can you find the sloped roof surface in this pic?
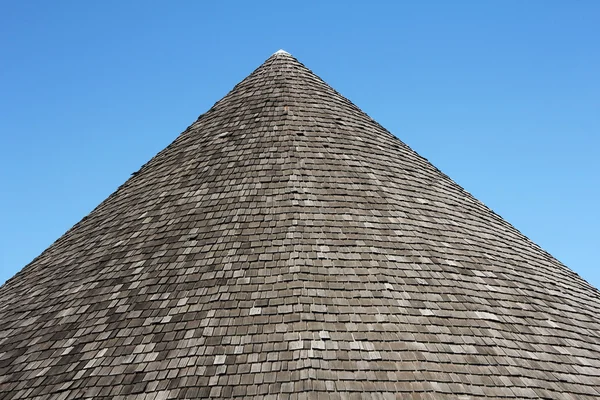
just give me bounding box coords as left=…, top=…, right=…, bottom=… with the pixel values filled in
left=1, top=51, right=600, bottom=399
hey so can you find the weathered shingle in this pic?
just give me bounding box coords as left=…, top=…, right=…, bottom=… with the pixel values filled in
left=1, top=50, right=600, bottom=399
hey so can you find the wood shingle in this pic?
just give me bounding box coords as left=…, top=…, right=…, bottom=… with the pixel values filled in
left=1, top=50, right=600, bottom=399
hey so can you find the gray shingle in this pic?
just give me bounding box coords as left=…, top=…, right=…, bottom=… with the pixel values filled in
left=1, top=50, right=600, bottom=399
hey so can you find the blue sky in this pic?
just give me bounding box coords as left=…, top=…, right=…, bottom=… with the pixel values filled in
left=1, top=1, right=598, bottom=289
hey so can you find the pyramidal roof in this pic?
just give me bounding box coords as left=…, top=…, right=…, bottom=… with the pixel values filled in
left=2, top=51, right=600, bottom=399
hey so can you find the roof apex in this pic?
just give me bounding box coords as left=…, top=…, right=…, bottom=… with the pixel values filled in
left=272, top=49, right=291, bottom=56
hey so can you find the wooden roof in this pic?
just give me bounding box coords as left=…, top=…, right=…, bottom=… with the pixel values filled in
left=1, top=51, right=599, bottom=399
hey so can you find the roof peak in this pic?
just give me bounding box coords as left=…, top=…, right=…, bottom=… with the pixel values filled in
left=272, top=49, right=291, bottom=56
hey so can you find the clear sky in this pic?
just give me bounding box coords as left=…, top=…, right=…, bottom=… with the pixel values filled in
left=1, top=1, right=598, bottom=289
